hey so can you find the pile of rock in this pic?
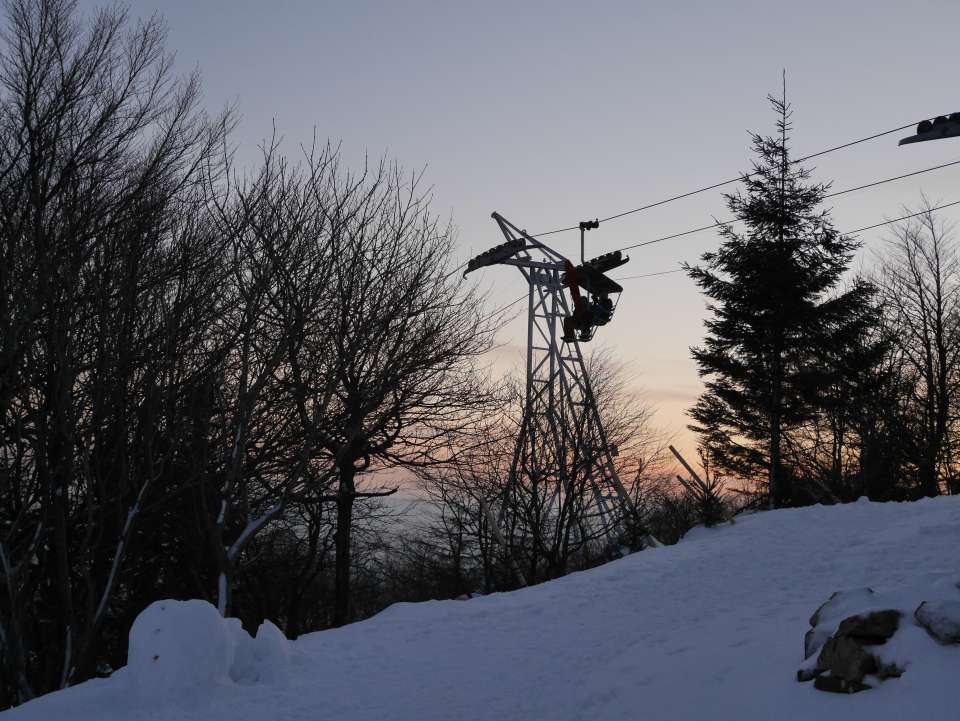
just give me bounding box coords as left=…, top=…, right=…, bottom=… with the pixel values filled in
left=797, top=587, right=960, bottom=694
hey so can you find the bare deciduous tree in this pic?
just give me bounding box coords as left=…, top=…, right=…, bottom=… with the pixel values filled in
left=879, top=200, right=960, bottom=496
left=284, top=157, right=497, bottom=625
left=201, top=138, right=343, bottom=616
left=0, top=0, right=231, bottom=701
left=419, top=351, right=666, bottom=590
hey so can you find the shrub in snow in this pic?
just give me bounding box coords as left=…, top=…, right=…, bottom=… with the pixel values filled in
left=678, top=475, right=731, bottom=528
left=128, top=600, right=234, bottom=699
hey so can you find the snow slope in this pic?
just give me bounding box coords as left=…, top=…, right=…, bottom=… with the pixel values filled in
left=7, top=496, right=960, bottom=721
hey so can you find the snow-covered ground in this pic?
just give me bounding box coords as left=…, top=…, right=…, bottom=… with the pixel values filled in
left=7, top=496, right=959, bottom=721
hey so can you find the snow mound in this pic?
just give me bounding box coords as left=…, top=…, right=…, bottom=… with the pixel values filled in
left=128, top=599, right=233, bottom=699
left=127, top=599, right=294, bottom=700
left=226, top=617, right=293, bottom=685
left=9, top=496, right=960, bottom=721
left=252, top=619, right=293, bottom=680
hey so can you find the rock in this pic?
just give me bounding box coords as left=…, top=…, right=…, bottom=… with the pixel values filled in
left=816, top=635, right=877, bottom=683
left=804, top=587, right=875, bottom=658
left=809, top=587, right=875, bottom=628
left=875, top=660, right=904, bottom=680
left=835, top=610, right=901, bottom=645
left=801, top=591, right=911, bottom=693
left=814, top=674, right=871, bottom=694
left=915, top=600, right=960, bottom=644
left=804, top=627, right=830, bottom=660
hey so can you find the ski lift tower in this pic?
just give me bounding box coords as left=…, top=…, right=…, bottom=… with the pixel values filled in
left=466, top=213, right=651, bottom=585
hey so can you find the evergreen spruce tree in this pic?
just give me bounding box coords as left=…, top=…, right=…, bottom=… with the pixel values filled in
left=686, top=88, right=877, bottom=508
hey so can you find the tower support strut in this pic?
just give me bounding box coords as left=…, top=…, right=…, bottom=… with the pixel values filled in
left=470, top=213, right=651, bottom=585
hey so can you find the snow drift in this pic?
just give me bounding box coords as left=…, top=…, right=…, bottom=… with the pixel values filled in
left=126, top=599, right=295, bottom=697
left=6, top=496, right=960, bottom=721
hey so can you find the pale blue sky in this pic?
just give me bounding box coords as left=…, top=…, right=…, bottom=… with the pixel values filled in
left=80, top=0, right=960, bottom=456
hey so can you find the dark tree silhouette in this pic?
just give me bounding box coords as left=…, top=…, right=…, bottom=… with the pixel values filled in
left=418, top=351, right=666, bottom=589
left=685, top=89, right=877, bottom=508
left=0, top=0, right=232, bottom=702
left=878, top=201, right=960, bottom=496
left=283, top=158, right=498, bottom=626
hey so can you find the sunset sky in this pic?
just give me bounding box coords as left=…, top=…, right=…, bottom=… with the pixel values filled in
left=82, top=0, right=960, bottom=461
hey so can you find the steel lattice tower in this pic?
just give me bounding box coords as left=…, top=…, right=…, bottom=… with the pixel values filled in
left=467, top=213, right=648, bottom=585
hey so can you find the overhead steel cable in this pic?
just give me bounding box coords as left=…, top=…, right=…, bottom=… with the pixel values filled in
left=479, top=293, right=528, bottom=325
left=620, top=221, right=726, bottom=251
left=477, top=200, right=960, bottom=331
left=615, top=159, right=960, bottom=252
left=608, top=201, right=960, bottom=288
left=530, top=120, right=921, bottom=237
left=444, top=261, right=469, bottom=280
left=615, top=268, right=686, bottom=281
left=592, top=177, right=747, bottom=226
left=825, top=158, right=960, bottom=200
left=846, top=199, right=960, bottom=236
left=795, top=123, right=922, bottom=163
